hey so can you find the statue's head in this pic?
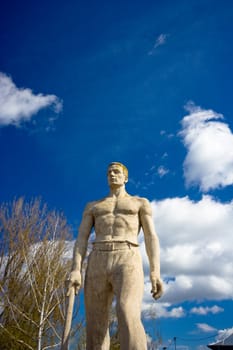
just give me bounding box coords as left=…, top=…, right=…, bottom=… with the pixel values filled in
left=107, top=162, right=128, bottom=185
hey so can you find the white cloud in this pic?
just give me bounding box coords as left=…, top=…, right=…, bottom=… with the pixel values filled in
left=157, top=165, right=169, bottom=178
left=180, top=102, right=233, bottom=191
left=148, top=33, right=169, bottom=55
left=154, top=34, right=169, bottom=48
left=0, top=72, right=62, bottom=127
left=160, top=130, right=174, bottom=138
left=190, top=306, right=224, bottom=315
left=139, top=195, right=233, bottom=316
left=216, top=328, right=233, bottom=342
left=196, top=323, right=217, bottom=333
left=142, top=299, right=185, bottom=319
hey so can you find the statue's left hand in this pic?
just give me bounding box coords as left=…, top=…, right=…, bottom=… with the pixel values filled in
left=150, top=276, right=163, bottom=300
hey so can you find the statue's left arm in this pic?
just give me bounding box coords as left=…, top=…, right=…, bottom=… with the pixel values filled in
left=139, top=198, right=163, bottom=300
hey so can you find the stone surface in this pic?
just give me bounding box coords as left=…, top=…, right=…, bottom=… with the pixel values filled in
left=69, top=162, right=163, bottom=349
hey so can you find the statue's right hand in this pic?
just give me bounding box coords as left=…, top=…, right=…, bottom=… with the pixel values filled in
left=67, top=270, right=82, bottom=295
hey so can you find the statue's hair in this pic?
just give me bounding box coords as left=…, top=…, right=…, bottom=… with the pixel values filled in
left=108, top=162, right=128, bottom=179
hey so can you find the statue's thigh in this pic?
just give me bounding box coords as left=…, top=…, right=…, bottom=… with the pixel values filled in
left=112, top=248, right=144, bottom=305
left=85, top=251, right=112, bottom=308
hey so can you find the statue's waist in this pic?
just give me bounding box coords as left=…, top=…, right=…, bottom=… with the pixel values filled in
left=92, top=240, right=139, bottom=251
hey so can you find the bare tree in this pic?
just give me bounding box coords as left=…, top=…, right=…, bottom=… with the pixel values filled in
left=145, top=307, right=163, bottom=350
left=0, top=198, right=84, bottom=350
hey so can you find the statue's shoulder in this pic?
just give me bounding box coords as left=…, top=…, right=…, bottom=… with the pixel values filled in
left=129, top=195, right=150, bottom=205
left=83, top=200, right=99, bottom=215
left=126, top=195, right=151, bottom=211
left=83, top=197, right=106, bottom=212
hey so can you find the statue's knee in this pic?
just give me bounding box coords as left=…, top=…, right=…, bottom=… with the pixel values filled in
left=117, top=301, right=132, bottom=319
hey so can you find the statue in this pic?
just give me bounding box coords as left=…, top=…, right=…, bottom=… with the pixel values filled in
left=68, top=162, right=163, bottom=349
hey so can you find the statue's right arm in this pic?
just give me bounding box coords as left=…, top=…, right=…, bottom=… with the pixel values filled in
left=69, top=203, right=94, bottom=293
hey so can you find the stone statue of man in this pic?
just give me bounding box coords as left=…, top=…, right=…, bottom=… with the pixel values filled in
left=69, top=162, right=163, bottom=349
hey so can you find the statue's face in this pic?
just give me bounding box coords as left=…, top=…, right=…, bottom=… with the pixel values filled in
left=107, top=165, right=127, bottom=186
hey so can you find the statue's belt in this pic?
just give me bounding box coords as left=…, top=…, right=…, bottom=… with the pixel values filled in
left=92, top=241, right=139, bottom=251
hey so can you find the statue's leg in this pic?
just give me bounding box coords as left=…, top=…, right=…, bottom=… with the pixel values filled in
left=84, top=251, right=113, bottom=350
left=113, top=247, right=147, bottom=350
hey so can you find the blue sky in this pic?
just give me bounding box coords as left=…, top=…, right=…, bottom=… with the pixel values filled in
left=1, top=0, right=233, bottom=349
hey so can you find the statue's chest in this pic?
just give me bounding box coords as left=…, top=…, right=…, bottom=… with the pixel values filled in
left=93, top=199, right=139, bottom=217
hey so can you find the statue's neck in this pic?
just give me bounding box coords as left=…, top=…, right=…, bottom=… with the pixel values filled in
left=108, top=186, right=127, bottom=198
